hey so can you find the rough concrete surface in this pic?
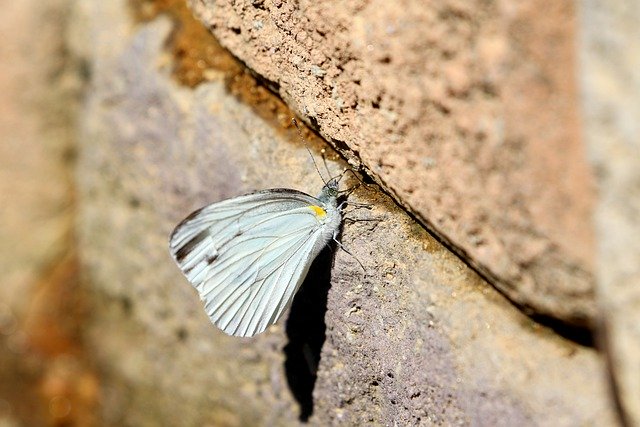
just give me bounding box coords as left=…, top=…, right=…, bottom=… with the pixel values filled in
left=580, top=1, right=640, bottom=424
left=188, top=0, right=596, bottom=327
left=69, top=1, right=617, bottom=424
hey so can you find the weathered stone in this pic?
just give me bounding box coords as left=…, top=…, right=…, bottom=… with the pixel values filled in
left=188, top=0, right=597, bottom=327
left=70, top=3, right=616, bottom=424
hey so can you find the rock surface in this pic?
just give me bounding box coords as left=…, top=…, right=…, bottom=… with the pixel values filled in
left=189, top=0, right=596, bottom=327
left=69, top=2, right=616, bottom=424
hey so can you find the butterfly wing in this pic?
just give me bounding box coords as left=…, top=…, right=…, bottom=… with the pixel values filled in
left=169, top=189, right=329, bottom=337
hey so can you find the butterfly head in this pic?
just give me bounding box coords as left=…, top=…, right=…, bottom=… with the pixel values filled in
left=318, top=177, right=340, bottom=203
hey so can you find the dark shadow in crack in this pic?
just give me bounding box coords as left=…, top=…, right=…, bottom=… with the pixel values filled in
left=529, top=313, right=594, bottom=348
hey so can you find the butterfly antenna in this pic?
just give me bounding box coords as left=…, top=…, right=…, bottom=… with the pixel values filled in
left=341, top=168, right=369, bottom=187
left=292, top=118, right=328, bottom=185
left=320, top=149, right=335, bottom=180
left=337, top=167, right=374, bottom=198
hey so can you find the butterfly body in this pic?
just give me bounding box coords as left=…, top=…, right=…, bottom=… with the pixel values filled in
left=169, top=178, right=342, bottom=337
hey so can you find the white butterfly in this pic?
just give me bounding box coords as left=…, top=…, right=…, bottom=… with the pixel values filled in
left=169, top=178, right=343, bottom=337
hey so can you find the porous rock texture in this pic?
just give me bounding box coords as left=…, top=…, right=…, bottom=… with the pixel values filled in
left=68, top=0, right=619, bottom=425
left=189, top=0, right=596, bottom=327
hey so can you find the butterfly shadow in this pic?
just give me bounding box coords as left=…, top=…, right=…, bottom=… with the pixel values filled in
left=284, top=244, right=334, bottom=422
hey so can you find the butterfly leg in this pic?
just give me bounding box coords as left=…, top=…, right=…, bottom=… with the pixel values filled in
left=343, top=216, right=383, bottom=224
left=332, top=231, right=366, bottom=272
left=338, top=200, right=372, bottom=211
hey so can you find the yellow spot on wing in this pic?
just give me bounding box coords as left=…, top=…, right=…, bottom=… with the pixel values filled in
left=310, top=205, right=326, bottom=217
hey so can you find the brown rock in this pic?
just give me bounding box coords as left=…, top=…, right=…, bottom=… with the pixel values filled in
left=189, top=0, right=596, bottom=326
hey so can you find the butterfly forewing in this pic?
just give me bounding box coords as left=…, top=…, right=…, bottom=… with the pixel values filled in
left=169, top=189, right=331, bottom=337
